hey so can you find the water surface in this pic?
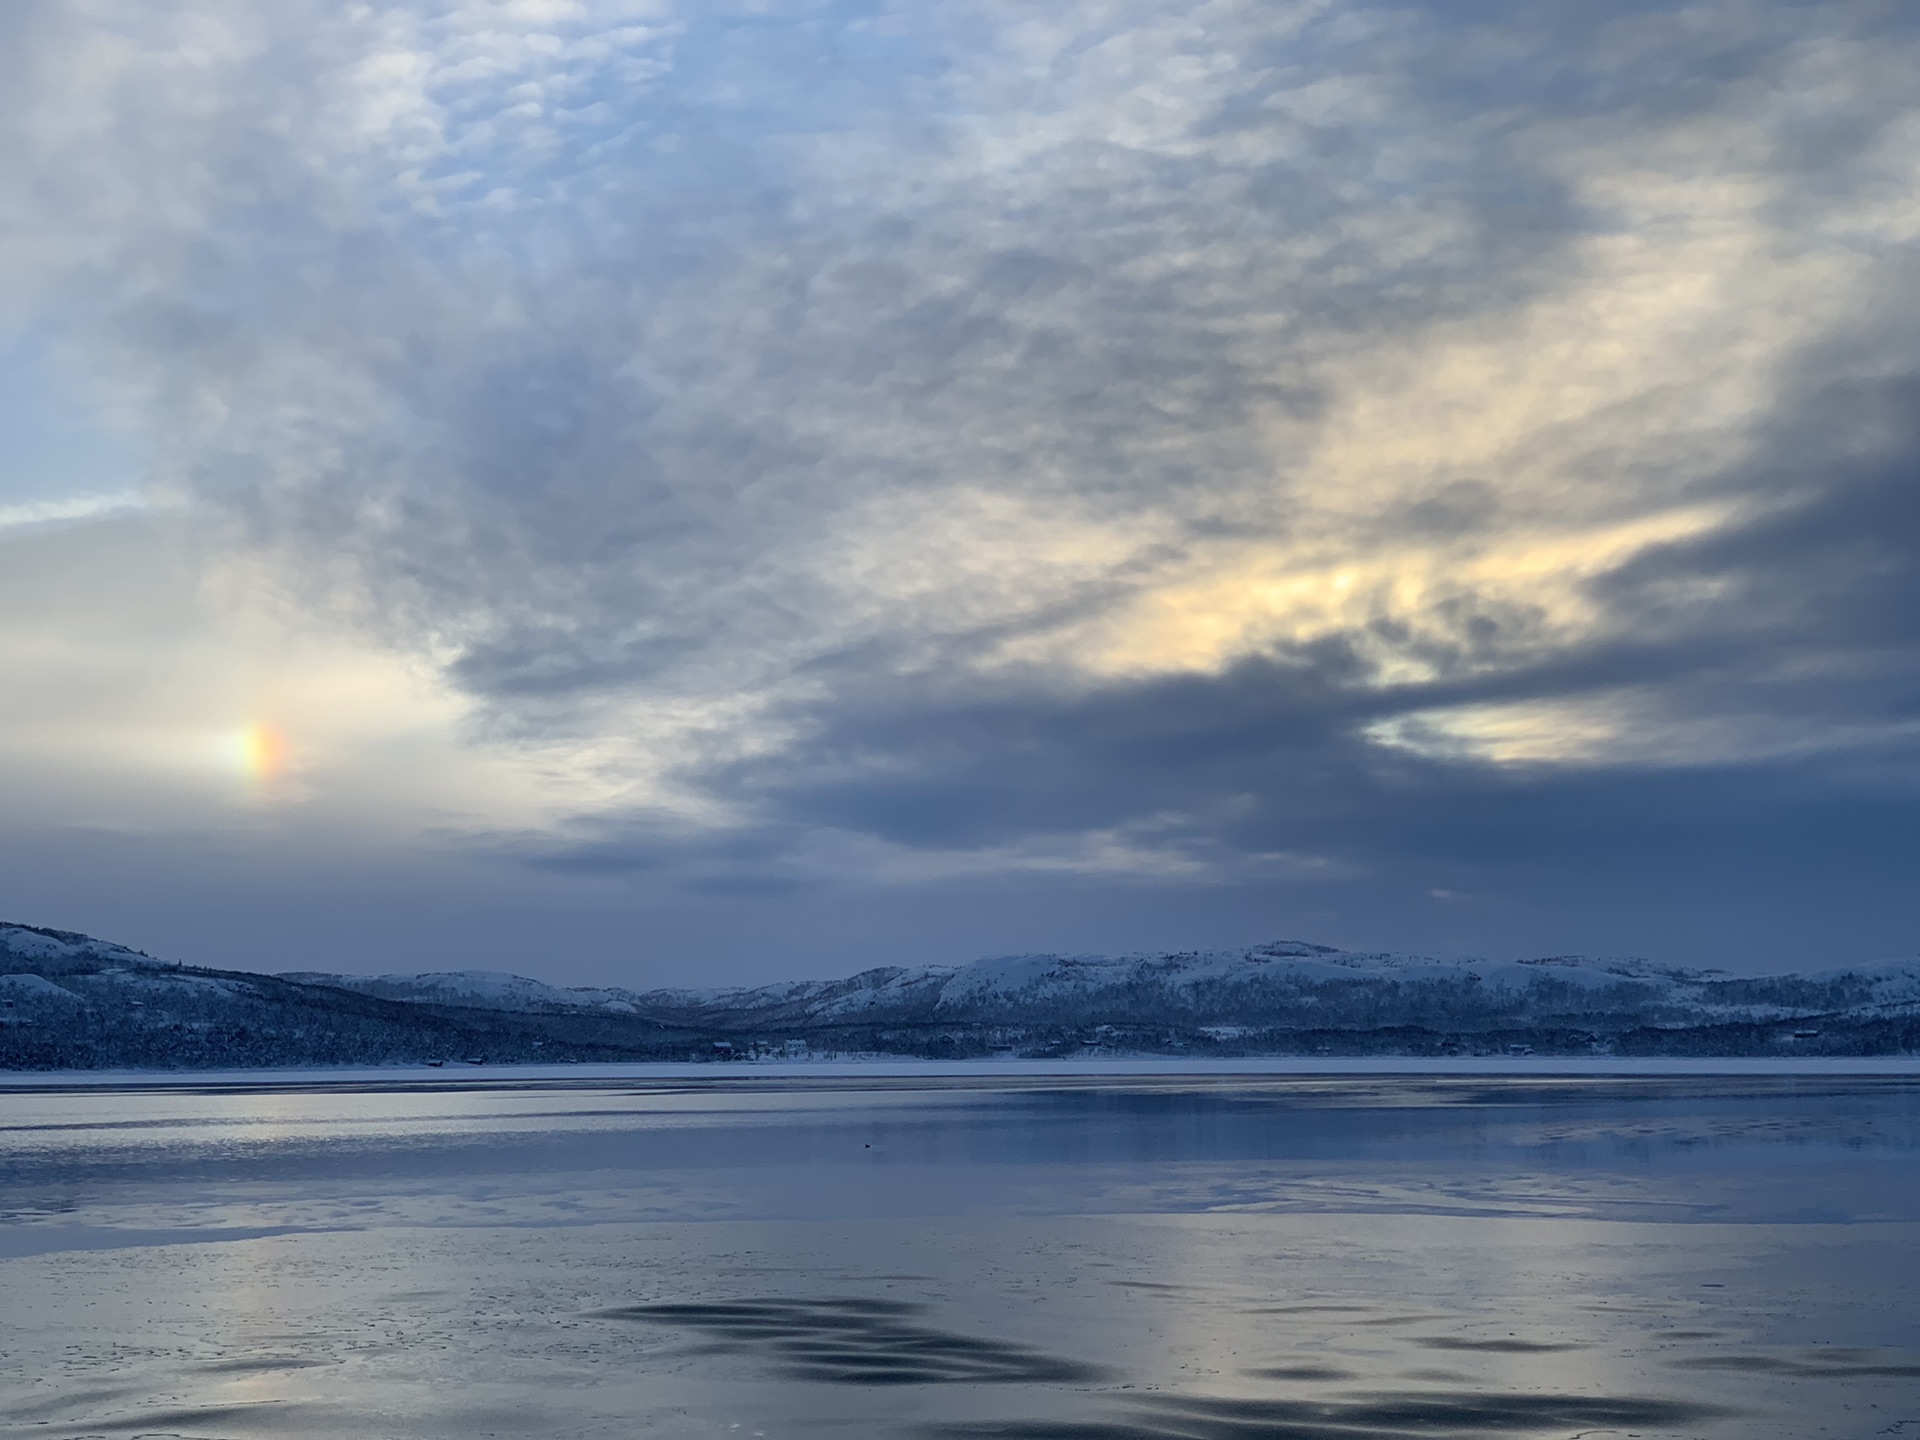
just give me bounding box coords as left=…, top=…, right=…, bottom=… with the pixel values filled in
left=2, top=1073, right=1917, bottom=1438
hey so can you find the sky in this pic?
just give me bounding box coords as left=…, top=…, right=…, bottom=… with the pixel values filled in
left=1, top=0, right=1917, bottom=987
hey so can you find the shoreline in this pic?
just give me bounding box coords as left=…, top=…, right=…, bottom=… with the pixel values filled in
left=5, top=1053, right=1920, bottom=1090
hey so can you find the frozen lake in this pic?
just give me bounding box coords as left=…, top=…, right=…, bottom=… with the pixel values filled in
left=2, top=1072, right=1918, bottom=1439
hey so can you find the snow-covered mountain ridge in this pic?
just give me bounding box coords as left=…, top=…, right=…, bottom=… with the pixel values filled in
left=287, top=938, right=1920, bottom=1034
left=0, top=921, right=698, bottom=1070
left=9, top=920, right=1920, bottom=1067
left=0, top=921, right=173, bottom=974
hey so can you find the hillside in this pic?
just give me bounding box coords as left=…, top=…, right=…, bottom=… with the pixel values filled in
left=8, top=922, right=1919, bottom=1069
left=0, top=923, right=705, bottom=1070
left=299, top=938, right=1920, bottom=1060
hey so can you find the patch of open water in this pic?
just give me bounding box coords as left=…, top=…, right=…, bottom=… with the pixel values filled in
left=1, top=1074, right=1917, bottom=1438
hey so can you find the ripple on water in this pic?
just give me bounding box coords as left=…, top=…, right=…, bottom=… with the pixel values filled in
left=603, top=1296, right=1733, bottom=1440
left=601, top=1297, right=1111, bottom=1385
left=928, top=1390, right=1732, bottom=1440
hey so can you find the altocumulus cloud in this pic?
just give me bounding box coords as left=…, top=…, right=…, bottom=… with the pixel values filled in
left=1, top=0, right=1918, bottom=976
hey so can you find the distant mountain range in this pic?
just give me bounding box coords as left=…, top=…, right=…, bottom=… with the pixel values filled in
left=5, top=922, right=1919, bottom=1070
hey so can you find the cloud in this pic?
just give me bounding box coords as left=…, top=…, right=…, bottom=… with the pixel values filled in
left=0, top=511, right=600, bottom=837
left=0, top=491, right=145, bottom=532
left=1, top=0, right=1918, bottom=976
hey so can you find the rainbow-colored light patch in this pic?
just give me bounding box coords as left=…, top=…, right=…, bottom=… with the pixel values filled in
left=235, top=722, right=289, bottom=782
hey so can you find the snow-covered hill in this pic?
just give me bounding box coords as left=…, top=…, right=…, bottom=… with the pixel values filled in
left=8, top=920, right=1920, bottom=1067
left=286, top=938, right=1920, bottom=1041
left=278, top=969, right=644, bottom=1013
left=1, top=921, right=173, bottom=975
left=0, top=922, right=697, bottom=1070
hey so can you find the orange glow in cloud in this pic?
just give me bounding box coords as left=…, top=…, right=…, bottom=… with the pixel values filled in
left=241, top=723, right=289, bottom=782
